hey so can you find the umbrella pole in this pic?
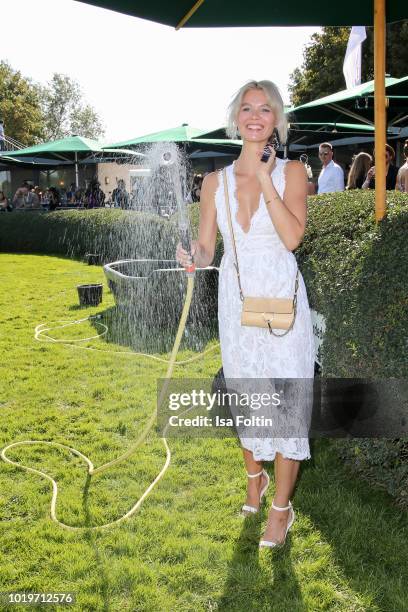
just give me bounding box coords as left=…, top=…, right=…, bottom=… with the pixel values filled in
left=374, top=0, right=386, bottom=221
left=75, top=152, right=79, bottom=189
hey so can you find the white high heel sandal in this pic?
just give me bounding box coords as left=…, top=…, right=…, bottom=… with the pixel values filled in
left=259, top=500, right=295, bottom=549
left=240, top=469, right=270, bottom=517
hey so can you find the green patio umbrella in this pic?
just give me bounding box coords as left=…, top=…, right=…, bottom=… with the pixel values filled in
left=288, top=76, right=408, bottom=126
left=105, top=124, right=242, bottom=156
left=384, top=75, right=408, bottom=127
left=194, top=123, right=404, bottom=155
left=76, top=1, right=405, bottom=28
left=76, top=0, right=407, bottom=219
left=104, top=124, right=207, bottom=148
left=5, top=135, right=142, bottom=187
left=287, top=123, right=401, bottom=149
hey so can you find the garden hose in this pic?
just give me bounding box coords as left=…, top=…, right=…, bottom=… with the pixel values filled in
left=1, top=272, right=218, bottom=531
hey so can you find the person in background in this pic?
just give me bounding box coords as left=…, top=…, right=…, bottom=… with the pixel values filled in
left=191, top=174, right=203, bottom=202
left=362, top=144, right=399, bottom=190
left=66, top=183, right=77, bottom=204
left=26, top=185, right=41, bottom=208
left=74, top=187, right=84, bottom=206
left=12, top=182, right=30, bottom=209
left=0, top=190, right=12, bottom=211
left=85, top=179, right=105, bottom=209
left=47, top=187, right=60, bottom=211
left=317, top=142, right=345, bottom=194
left=112, top=179, right=129, bottom=209
left=346, top=152, right=373, bottom=189
left=0, top=121, right=5, bottom=152
left=34, top=186, right=42, bottom=205
left=396, top=139, right=408, bottom=193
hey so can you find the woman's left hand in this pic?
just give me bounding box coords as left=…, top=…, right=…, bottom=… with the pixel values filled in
left=255, top=144, right=277, bottom=181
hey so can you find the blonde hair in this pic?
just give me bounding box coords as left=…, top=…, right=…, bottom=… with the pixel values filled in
left=226, top=80, right=288, bottom=144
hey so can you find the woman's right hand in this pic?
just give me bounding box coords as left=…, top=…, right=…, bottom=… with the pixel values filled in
left=367, top=166, right=376, bottom=179
left=176, top=240, right=197, bottom=269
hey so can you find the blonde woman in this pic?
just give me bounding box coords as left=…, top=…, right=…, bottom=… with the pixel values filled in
left=346, top=152, right=373, bottom=189
left=176, top=80, right=314, bottom=549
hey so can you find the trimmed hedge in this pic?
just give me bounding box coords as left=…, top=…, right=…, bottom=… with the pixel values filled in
left=295, top=190, right=408, bottom=508
left=1, top=192, right=408, bottom=506
left=0, top=209, right=177, bottom=261
left=297, top=190, right=408, bottom=378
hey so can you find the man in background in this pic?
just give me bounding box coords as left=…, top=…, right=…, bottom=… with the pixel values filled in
left=317, top=142, right=345, bottom=194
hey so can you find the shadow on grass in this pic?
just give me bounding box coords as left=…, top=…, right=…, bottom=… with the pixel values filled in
left=217, top=439, right=407, bottom=610
left=89, top=304, right=219, bottom=355
left=297, top=438, right=408, bottom=610
left=218, top=509, right=306, bottom=611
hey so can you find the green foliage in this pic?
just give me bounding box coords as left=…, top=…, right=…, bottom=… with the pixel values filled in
left=0, top=63, right=105, bottom=144
left=41, top=73, right=105, bottom=140
left=297, top=190, right=408, bottom=378
left=296, top=189, right=408, bottom=507
left=333, top=438, right=408, bottom=509
left=0, top=61, right=45, bottom=145
left=0, top=209, right=176, bottom=261
left=289, top=27, right=350, bottom=107
left=289, top=23, right=408, bottom=106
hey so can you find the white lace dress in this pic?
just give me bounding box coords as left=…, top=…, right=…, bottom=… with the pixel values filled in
left=215, top=158, right=315, bottom=461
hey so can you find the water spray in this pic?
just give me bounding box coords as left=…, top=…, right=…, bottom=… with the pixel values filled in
left=0, top=141, right=211, bottom=531
left=158, top=144, right=195, bottom=275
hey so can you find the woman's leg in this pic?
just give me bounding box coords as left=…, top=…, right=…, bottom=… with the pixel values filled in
left=242, top=447, right=268, bottom=509
left=261, top=453, right=300, bottom=542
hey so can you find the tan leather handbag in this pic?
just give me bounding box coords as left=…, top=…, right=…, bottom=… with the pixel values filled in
left=222, top=168, right=299, bottom=337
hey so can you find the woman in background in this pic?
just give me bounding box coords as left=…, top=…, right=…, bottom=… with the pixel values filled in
left=346, top=152, right=372, bottom=189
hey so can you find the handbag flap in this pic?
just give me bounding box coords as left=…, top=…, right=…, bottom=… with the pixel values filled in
left=243, top=296, right=294, bottom=314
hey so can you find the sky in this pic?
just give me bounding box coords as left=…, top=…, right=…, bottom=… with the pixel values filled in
left=1, top=0, right=321, bottom=143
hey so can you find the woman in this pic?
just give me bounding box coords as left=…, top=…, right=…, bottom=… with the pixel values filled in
left=346, top=152, right=372, bottom=189
left=396, top=139, right=408, bottom=193
left=362, top=144, right=399, bottom=190
left=176, top=80, right=314, bottom=549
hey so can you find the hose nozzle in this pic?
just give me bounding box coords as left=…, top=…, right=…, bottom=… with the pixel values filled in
left=160, top=151, right=176, bottom=166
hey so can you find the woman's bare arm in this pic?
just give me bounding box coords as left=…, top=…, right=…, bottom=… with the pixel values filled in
left=176, top=172, right=218, bottom=268
left=258, top=160, right=308, bottom=251
left=396, top=166, right=408, bottom=192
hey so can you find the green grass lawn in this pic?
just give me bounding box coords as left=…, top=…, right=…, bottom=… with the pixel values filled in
left=0, top=253, right=407, bottom=612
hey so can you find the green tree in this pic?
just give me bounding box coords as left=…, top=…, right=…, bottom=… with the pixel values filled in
left=41, top=73, right=105, bottom=140
left=289, top=22, right=408, bottom=106
left=0, top=61, right=44, bottom=145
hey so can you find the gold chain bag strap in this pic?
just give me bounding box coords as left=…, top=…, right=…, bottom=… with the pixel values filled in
left=222, top=168, right=299, bottom=337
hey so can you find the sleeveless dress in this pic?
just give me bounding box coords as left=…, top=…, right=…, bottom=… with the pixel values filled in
left=214, top=158, right=315, bottom=462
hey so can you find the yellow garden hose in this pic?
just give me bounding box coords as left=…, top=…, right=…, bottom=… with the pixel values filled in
left=1, top=273, right=219, bottom=531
